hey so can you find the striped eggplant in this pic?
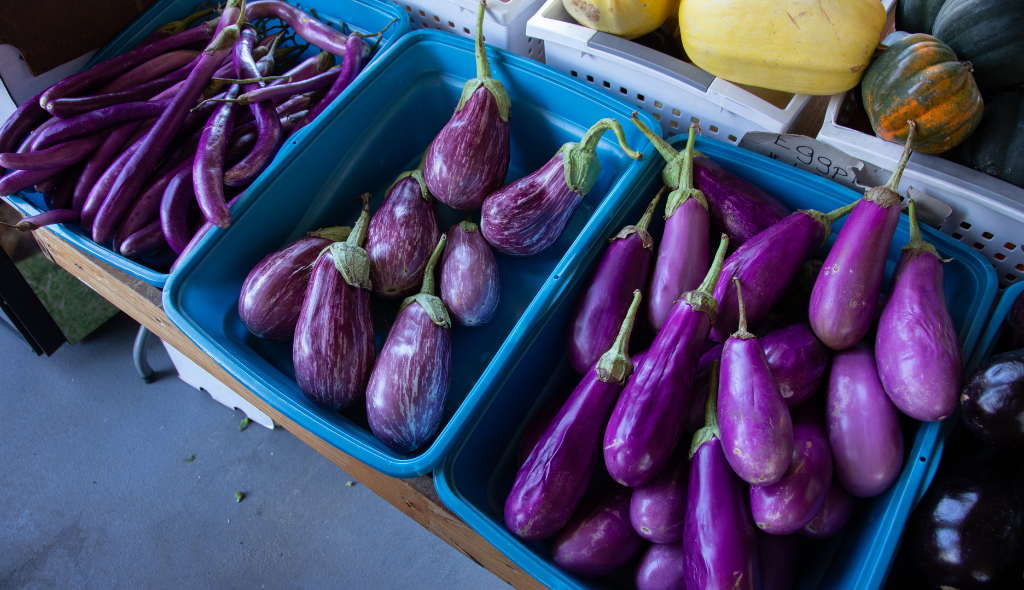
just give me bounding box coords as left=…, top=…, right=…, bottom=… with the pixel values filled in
left=366, top=156, right=441, bottom=299
left=826, top=342, right=904, bottom=497
left=684, top=361, right=761, bottom=590
left=481, top=118, right=641, bottom=256
left=505, top=292, right=642, bottom=541
left=604, top=236, right=729, bottom=488
left=761, top=322, right=831, bottom=408
left=631, top=119, right=710, bottom=332
left=293, top=194, right=376, bottom=410
left=366, top=236, right=451, bottom=452
left=719, top=278, right=794, bottom=486
left=801, top=477, right=857, bottom=538
left=550, top=483, right=646, bottom=577
left=238, top=226, right=352, bottom=341
left=811, top=122, right=916, bottom=350
left=439, top=214, right=500, bottom=326
left=566, top=189, right=661, bottom=374
left=876, top=199, right=962, bottom=422
left=759, top=532, right=803, bottom=590
left=424, top=1, right=510, bottom=211
left=636, top=540, right=687, bottom=590
left=629, top=443, right=689, bottom=543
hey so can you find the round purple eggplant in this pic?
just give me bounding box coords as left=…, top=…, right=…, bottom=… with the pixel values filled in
left=439, top=214, right=500, bottom=326
left=826, top=342, right=904, bottom=497
left=635, top=540, right=687, bottom=590
left=630, top=121, right=710, bottom=333
left=811, top=122, right=916, bottom=351
left=719, top=278, right=794, bottom=486
left=604, top=236, right=730, bottom=488
left=516, top=388, right=571, bottom=468
left=761, top=322, right=831, bottom=408
left=480, top=117, right=642, bottom=256
left=365, top=156, right=441, bottom=299
left=758, top=532, right=802, bottom=590
left=423, top=1, right=510, bottom=211
left=801, top=476, right=857, bottom=538
left=566, top=189, right=661, bottom=374
left=293, top=194, right=376, bottom=410
left=750, top=405, right=832, bottom=535
left=550, top=482, right=646, bottom=577
left=684, top=361, right=761, bottom=590
left=366, top=236, right=451, bottom=452
left=505, top=292, right=643, bottom=541
left=876, top=199, right=962, bottom=422
left=961, top=349, right=1024, bottom=447
left=630, top=443, right=689, bottom=543
left=238, top=226, right=351, bottom=341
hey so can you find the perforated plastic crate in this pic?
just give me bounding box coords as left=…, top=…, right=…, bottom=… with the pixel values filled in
left=392, top=0, right=546, bottom=61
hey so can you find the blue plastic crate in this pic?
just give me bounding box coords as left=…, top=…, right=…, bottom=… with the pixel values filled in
left=966, top=282, right=1024, bottom=370
left=162, top=30, right=661, bottom=477
left=435, top=134, right=998, bottom=590
left=3, top=0, right=409, bottom=287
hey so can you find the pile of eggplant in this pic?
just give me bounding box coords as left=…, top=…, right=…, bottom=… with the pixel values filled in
left=236, top=1, right=642, bottom=452
left=0, top=0, right=386, bottom=270
left=506, top=118, right=970, bottom=588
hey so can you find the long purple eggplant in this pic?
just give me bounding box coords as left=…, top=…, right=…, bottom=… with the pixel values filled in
left=160, top=165, right=198, bottom=254
left=193, top=77, right=243, bottom=228
left=268, top=51, right=334, bottom=88
left=221, top=66, right=340, bottom=106
left=604, top=236, right=729, bottom=488
left=238, top=226, right=352, bottom=340
left=516, top=388, right=571, bottom=468
left=366, top=237, right=452, bottom=451
left=684, top=342, right=723, bottom=434
left=290, top=34, right=363, bottom=135
left=761, top=322, right=831, bottom=408
left=810, top=122, right=916, bottom=350
left=0, top=90, right=49, bottom=154
left=635, top=540, right=687, bottom=590
left=29, top=99, right=167, bottom=152
left=718, top=278, right=794, bottom=486
left=630, top=119, right=710, bottom=332
left=826, top=342, right=904, bottom=498
left=629, top=443, right=689, bottom=543
left=566, top=189, right=660, bottom=374
left=481, top=118, right=641, bottom=256
left=876, top=199, right=962, bottom=422
left=97, top=49, right=201, bottom=94
left=245, top=1, right=372, bottom=59
left=1, top=132, right=110, bottom=170
left=749, top=405, right=831, bottom=534
left=424, top=1, right=510, bottom=211
left=801, top=477, right=857, bottom=538
left=440, top=214, right=500, bottom=326
left=366, top=156, right=441, bottom=299
left=45, top=59, right=200, bottom=120
left=293, top=194, right=376, bottom=410
left=223, top=29, right=283, bottom=188
left=48, top=162, right=84, bottom=210
left=74, top=120, right=147, bottom=212
left=4, top=208, right=80, bottom=231
left=550, top=483, right=646, bottom=577
left=0, top=167, right=68, bottom=196
left=684, top=360, right=761, bottom=590
left=120, top=219, right=167, bottom=257
left=759, top=532, right=802, bottom=590
left=693, top=154, right=790, bottom=249
left=117, top=149, right=198, bottom=245
left=505, top=292, right=642, bottom=541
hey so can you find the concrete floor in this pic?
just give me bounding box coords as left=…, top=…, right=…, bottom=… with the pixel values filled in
left=0, top=313, right=508, bottom=590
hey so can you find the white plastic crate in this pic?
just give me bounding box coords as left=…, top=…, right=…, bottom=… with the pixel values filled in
left=817, top=90, right=1024, bottom=291
left=392, top=0, right=546, bottom=61
left=526, top=0, right=813, bottom=142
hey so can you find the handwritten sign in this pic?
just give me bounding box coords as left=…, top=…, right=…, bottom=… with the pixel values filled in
left=738, top=133, right=866, bottom=192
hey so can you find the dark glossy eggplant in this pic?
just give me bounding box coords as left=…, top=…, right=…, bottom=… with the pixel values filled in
left=423, top=1, right=510, bottom=211
left=1004, top=290, right=1024, bottom=351
left=961, top=349, right=1024, bottom=447
left=719, top=278, right=794, bottom=486
left=761, top=322, right=831, bottom=408
left=877, top=199, right=962, bottom=422
left=439, top=214, right=499, bottom=326
left=550, top=482, right=646, bottom=577
left=630, top=443, right=689, bottom=543
left=826, top=342, right=904, bottom=497
left=366, top=236, right=451, bottom=452
left=684, top=361, right=761, bottom=590
left=759, top=532, right=802, bottom=590
left=505, top=292, right=642, bottom=541
left=750, top=405, right=832, bottom=534
left=366, top=156, right=441, bottom=299
left=238, top=227, right=351, bottom=341
left=801, top=476, right=856, bottom=538
left=516, top=388, right=571, bottom=468
left=810, top=123, right=916, bottom=350
left=604, top=236, right=729, bottom=487
left=635, top=540, right=687, bottom=590
left=293, top=194, right=376, bottom=410
left=567, top=189, right=660, bottom=374
left=481, top=118, right=641, bottom=256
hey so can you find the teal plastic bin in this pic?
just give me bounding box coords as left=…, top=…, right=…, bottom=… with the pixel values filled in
left=434, top=134, right=998, bottom=590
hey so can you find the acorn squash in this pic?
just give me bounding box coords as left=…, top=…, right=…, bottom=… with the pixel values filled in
left=947, top=90, right=1024, bottom=189
left=896, top=0, right=948, bottom=35
left=677, top=0, right=886, bottom=95
left=861, top=33, right=983, bottom=154
left=564, top=0, right=680, bottom=40
left=932, top=0, right=1024, bottom=90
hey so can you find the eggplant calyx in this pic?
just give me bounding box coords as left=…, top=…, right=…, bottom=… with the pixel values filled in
left=730, top=277, right=755, bottom=340
left=307, top=225, right=352, bottom=242
left=664, top=124, right=708, bottom=218
left=866, top=120, right=915, bottom=208
left=902, top=198, right=940, bottom=259
left=398, top=236, right=451, bottom=328
left=158, top=7, right=215, bottom=35
left=610, top=187, right=663, bottom=250
left=596, top=290, right=642, bottom=385
left=328, top=242, right=372, bottom=289
left=799, top=209, right=833, bottom=246
left=684, top=290, right=718, bottom=326
left=386, top=152, right=432, bottom=202
left=455, top=2, right=511, bottom=121
left=458, top=211, right=478, bottom=233
left=689, top=359, right=721, bottom=459
left=558, top=117, right=640, bottom=196
left=205, top=0, right=246, bottom=54
left=631, top=111, right=678, bottom=165
left=316, top=51, right=335, bottom=73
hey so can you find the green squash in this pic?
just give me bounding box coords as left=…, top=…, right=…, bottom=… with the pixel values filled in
left=947, top=90, right=1024, bottom=189
left=932, top=0, right=1024, bottom=89
left=896, top=0, right=948, bottom=35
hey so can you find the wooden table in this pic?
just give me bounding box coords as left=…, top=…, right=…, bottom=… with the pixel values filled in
left=27, top=225, right=545, bottom=590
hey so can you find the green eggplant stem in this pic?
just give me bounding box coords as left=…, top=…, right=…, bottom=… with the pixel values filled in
left=158, top=7, right=214, bottom=35
left=595, top=290, right=642, bottom=385
left=420, top=235, right=447, bottom=296
left=636, top=187, right=664, bottom=232
left=349, top=193, right=371, bottom=248
left=903, top=198, right=939, bottom=258
left=826, top=200, right=858, bottom=223
left=680, top=123, right=698, bottom=191
left=732, top=277, right=754, bottom=339
left=689, top=359, right=721, bottom=458
left=455, top=1, right=510, bottom=120
left=630, top=111, right=677, bottom=164
left=578, top=118, right=642, bottom=160
left=559, top=117, right=640, bottom=196
left=474, top=1, right=490, bottom=79
left=697, top=234, right=730, bottom=295
left=884, top=120, right=916, bottom=193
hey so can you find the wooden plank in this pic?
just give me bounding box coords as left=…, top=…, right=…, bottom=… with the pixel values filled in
left=29, top=227, right=545, bottom=590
